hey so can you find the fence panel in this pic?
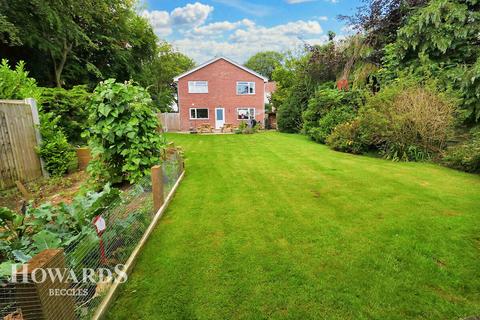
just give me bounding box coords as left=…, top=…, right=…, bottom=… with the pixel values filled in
left=0, top=150, right=185, bottom=320
left=158, top=113, right=180, bottom=132
left=0, top=99, right=43, bottom=189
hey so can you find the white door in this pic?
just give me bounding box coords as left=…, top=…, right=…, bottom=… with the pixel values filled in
left=215, top=108, right=225, bottom=129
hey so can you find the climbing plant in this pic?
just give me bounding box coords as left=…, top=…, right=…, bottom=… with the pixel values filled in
left=84, top=79, right=165, bottom=184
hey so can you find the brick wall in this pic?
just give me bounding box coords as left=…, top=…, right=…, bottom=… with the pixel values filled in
left=177, top=59, right=265, bottom=131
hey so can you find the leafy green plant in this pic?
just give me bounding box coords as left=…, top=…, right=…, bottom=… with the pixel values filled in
left=234, top=121, right=261, bottom=134
left=358, top=86, right=455, bottom=161
left=443, top=130, right=480, bottom=173
left=395, top=0, right=480, bottom=123
left=40, top=86, right=91, bottom=145
left=0, top=59, right=41, bottom=100
left=277, top=93, right=305, bottom=133
left=308, top=105, right=357, bottom=143
left=326, top=120, right=366, bottom=154
left=303, top=88, right=365, bottom=142
left=0, top=184, right=120, bottom=277
left=84, top=79, right=166, bottom=184
left=37, top=113, right=76, bottom=176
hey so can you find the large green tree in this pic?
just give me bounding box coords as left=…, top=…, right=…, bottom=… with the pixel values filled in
left=273, top=53, right=318, bottom=133
left=0, top=0, right=158, bottom=88
left=393, top=0, right=480, bottom=123
left=244, top=51, right=284, bottom=79
left=137, top=42, right=195, bottom=112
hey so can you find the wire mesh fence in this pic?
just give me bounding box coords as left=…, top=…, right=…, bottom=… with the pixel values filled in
left=0, top=150, right=184, bottom=320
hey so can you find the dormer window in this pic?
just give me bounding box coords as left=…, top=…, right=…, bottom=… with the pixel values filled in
left=237, top=82, right=255, bottom=95
left=188, top=81, right=208, bottom=93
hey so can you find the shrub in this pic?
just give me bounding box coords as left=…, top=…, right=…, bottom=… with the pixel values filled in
left=309, top=105, right=357, bottom=143
left=0, top=59, right=41, bottom=100
left=303, top=88, right=365, bottom=142
left=40, top=86, right=90, bottom=145
left=235, top=121, right=261, bottom=134
left=37, top=113, right=76, bottom=176
left=359, top=86, right=455, bottom=161
left=277, top=94, right=304, bottom=133
left=85, top=79, right=165, bottom=184
left=442, top=131, right=480, bottom=173
left=326, top=120, right=366, bottom=154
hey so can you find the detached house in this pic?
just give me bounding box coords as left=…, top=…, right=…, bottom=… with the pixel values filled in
left=174, top=57, right=268, bottom=132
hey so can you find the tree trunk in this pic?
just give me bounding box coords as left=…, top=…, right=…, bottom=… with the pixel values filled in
left=51, top=40, right=72, bottom=88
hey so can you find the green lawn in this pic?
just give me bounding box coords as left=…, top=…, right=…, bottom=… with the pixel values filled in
left=106, top=132, right=480, bottom=320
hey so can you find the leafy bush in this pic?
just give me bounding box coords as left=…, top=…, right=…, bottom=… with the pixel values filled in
left=40, top=86, right=90, bottom=145
left=0, top=59, right=41, bottom=100
left=235, top=121, right=261, bottom=134
left=443, top=130, right=480, bottom=173
left=37, top=113, right=76, bottom=176
left=303, top=88, right=365, bottom=142
left=85, top=79, right=165, bottom=184
left=308, top=106, right=357, bottom=143
left=326, top=120, right=366, bottom=154
left=359, top=86, right=455, bottom=161
left=277, top=94, right=304, bottom=133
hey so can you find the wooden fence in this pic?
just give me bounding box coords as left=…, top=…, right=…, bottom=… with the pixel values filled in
left=158, top=112, right=180, bottom=132
left=0, top=99, right=44, bottom=190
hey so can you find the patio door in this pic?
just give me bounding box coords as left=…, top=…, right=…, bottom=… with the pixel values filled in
left=215, top=107, right=225, bottom=129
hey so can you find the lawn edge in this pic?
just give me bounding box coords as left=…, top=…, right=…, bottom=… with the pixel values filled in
left=92, top=169, right=186, bottom=320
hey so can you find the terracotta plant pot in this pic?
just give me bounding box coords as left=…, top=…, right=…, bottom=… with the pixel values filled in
left=76, top=147, right=92, bottom=170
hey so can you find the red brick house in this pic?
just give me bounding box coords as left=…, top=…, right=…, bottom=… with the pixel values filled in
left=174, top=56, right=268, bottom=131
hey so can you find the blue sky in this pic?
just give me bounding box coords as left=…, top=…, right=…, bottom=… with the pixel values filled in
left=141, top=0, right=362, bottom=63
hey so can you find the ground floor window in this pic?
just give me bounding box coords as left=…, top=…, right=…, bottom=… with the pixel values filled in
left=237, top=108, right=255, bottom=120
left=190, top=108, right=209, bottom=119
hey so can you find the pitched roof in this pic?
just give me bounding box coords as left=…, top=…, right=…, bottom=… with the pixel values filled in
left=173, top=56, right=268, bottom=82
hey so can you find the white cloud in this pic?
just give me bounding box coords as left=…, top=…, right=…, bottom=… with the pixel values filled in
left=142, top=3, right=328, bottom=63
left=191, top=19, right=253, bottom=37
left=141, top=10, right=172, bottom=37
left=141, top=2, right=213, bottom=38
left=230, top=20, right=322, bottom=43
left=316, top=16, right=328, bottom=21
left=170, top=2, right=213, bottom=26
left=172, top=20, right=326, bottom=63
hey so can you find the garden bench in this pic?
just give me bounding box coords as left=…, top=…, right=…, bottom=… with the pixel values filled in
left=197, top=124, right=213, bottom=133
left=221, top=123, right=235, bottom=133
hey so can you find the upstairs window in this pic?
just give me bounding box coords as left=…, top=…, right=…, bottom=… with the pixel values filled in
left=237, top=82, right=255, bottom=95
left=188, top=81, right=208, bottom=93
left=190, top=108, right=209, bottom=119
left=237, top=108, right=255, bottom=120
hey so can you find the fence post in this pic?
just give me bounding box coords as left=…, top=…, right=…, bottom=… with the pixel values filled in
left=24, top=98, right=49, bottom=178
left=179, top=154, right=185, bottom=173
left=15, top=249, right=76, bottom=320
left=151, top=165, right=164, bottom=213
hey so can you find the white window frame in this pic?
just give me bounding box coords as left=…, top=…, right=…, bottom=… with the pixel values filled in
left=236, top=81, right=256, bottom=95
left=188, top=81, right=208, bottom=93
left=236, top=108, right=256, bottom=120
left=189, top=108, right=209, bottom=120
